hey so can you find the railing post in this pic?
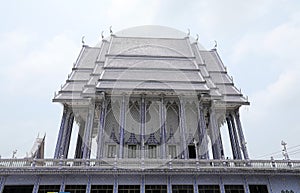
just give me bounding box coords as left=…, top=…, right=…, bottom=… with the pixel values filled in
left=141, top=157, right=145, bottom=170
left=59, top=155, right=64, bottom=169
left=114, top=155, right=117, bottom=170
left=168, top=155, right=172, bottom=170
left=32, top=158, right=36, bottom=168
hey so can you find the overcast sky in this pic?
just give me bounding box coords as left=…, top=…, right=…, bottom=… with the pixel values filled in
left=0, top=0, right=299, bottom=160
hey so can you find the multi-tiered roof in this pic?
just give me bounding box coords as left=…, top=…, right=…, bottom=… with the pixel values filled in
left=53, top=25, right=248, bottom=107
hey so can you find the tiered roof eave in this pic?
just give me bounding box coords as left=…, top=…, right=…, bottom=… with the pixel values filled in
left=53, top=27, right=249, bottom=109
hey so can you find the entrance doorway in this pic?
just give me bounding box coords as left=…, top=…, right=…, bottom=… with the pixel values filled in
left=188, top=145, right=196, bottom=159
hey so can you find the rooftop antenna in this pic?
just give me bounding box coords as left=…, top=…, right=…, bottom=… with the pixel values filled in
left=81, top=36, right=85, bottom=45
left=281, top=140, right=290, bottom=160
left=110, top=26, right=113, bottom=34
left=101, top=31, right=104, bottom=39
left=187, top=28, right=190, bottom=36
left=196, top=34, right=199, bottom=42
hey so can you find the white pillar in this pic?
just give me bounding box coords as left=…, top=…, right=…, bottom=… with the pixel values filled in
left=54, top=105, right=70, bottom=159
left=179, top=98, right=188, bottom=159
left=234, top=110, right=249, bottom=159
left=82, top=100, right=96, bottom=159
left=96, top=100, right=107, bottom=159
left=209, top=107, right=221, bottom=159
left=160, top=96, right=167, bottom=159
left=140, top=96, right=146, bottom=159
left=198, top=102, right=209, bottom=159
left=226, top=115, right=238, bottom=159
left=230, top=113, right=242, bottom=159
left=119, top=95, right=126, bottom=158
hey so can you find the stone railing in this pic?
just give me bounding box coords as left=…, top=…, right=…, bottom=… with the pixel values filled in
left=0, top=158, right=299, bottom=171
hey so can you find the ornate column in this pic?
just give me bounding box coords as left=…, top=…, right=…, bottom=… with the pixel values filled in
left=96, top=100, right=107, bottom=159
left=160, top=96, right=167, bottom=159
left=75, top=121, right=85, bottom=159
left=198, top=102, right=209, bottom=159
left=167, top=176, right=172, bottom=193
left=32, top=176, right=41, bottom=193
left=113, top=175, right=118, bottom=193
left=140, top=96, right=146, bottom=159
left=179, top=98, right=188, bottom=159
left=141, top=175, right=145, bottom=193
left=59, top=176, right=66, bottom=193
left=82, top=100, right=96, bottom=159
left=229, top=113, right=242, bottom=159
left=193, top=176, right=198, bottom=193
left=226, top=115, right=238, bottom=159
left=119, top=95, right=126, bottom=158
left=209, top=106, right=221, bottom=159
left=54, top=104, right=71, bottom=159
left=234, top=109, right=249, bottom=159
left=86, top=176, right=91, bottom=193
left=0, top=176, right=6, bottom=193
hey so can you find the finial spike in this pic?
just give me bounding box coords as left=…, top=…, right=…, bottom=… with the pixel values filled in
left=214, top=40, right=217, bottom=49
left=196, top=34, right=199, bottom=42
left=81, top=36, right=85, bottom=45
left=187, top=28, right=190, bottom=36
left=110, top=26, right=113, bottom=34
left=101, top=31, right=104, bottom=39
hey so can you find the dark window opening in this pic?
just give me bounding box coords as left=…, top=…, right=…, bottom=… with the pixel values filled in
left=65, top=184, right=86, bottom=193
left=91, top=185, right=114, bottom=193
left=145, top=185, right=167, bottom=193
left=38, top=185, right=60, bottom=193
left=118, top=185, right=140, bottom=193
left=224, top=185, right=245, bottom=193
left=172, top=185, right=193, bottom=193
left=3, top=185, right=34, bottom=193
left=199, top=185, right=221, bottom=193
left=249, top=185, right=268, bottom=193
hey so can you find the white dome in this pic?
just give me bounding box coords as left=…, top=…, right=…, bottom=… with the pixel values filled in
left=115, top=25, right=189, bottom=39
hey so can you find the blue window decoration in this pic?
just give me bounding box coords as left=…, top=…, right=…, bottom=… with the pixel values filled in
left=126, top=133, right=140, bottom=145
left=145, top=133, right=160, bottom=145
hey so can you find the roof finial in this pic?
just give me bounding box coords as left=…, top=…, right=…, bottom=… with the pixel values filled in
left=81, top=36, right=85, bottom=45
left=196, top=34, right=199, bottom=42
left=101, top=31, right=104, bottom=39
left=213, top=40, right=217, bottom=49
left=187, top=28, right=190, bottom=36
left=110, top=26, right=113, bottom=34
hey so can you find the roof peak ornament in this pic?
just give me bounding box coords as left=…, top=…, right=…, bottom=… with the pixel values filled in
left=213, top=40, right=217, bottom=50
left=187, top=28, right=190, bottom=37
left=110, top=26, right=113, bottom=35
left=101, top=31, right=104, bottom=40
left=196, top=34, right=199, bottom=42
left=81, top=36, right=85, bottom=46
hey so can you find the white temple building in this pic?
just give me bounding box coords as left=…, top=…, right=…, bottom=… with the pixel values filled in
left=0, top=25, right=299, bottom=193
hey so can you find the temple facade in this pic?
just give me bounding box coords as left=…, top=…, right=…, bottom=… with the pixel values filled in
left=0, top=26, right=299, bottom=193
